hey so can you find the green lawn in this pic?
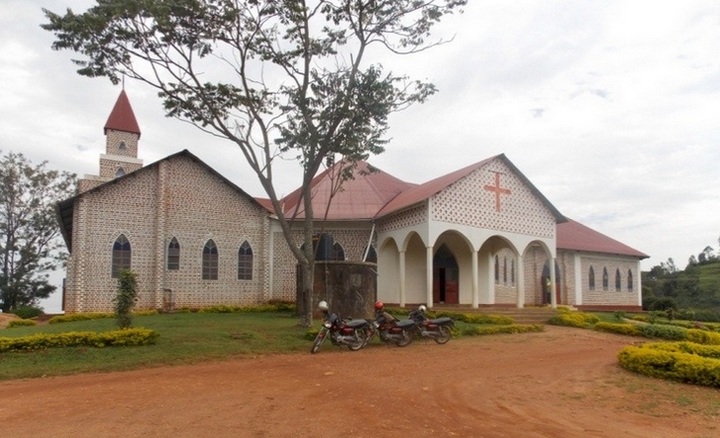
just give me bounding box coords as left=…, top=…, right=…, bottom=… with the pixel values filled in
left=0, top=312, right=311, bottom=380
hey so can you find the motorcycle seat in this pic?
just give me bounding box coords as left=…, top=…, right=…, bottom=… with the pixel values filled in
left=396, top=319, right=415, bottom=328
left=346, top=319, right=368, bottom=328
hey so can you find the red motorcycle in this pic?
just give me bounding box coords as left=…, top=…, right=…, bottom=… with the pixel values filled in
left=310, top=301, right=370, bottom=354
left=408, top=305, right=454, bottom=344
left=365, top=300, right=414, bottom=347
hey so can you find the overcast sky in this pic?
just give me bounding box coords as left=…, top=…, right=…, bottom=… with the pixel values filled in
left=2, top=1, right=720, bottom=310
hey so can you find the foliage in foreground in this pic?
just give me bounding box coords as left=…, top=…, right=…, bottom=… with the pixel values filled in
left=618, top=342, right=720, bottom=388
left=0, top=328, right=158, bottom=352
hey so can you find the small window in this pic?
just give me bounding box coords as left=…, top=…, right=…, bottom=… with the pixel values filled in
left=332, top=242, right=345, bottom=261
left=202, top=239, right=218, bottom=280
left=115, top=167, right=125, bottom=178
left=237, top=241, right=253, bottom=280
left=511, top=260, right=515, bottom=286
left=167, top=238, right=180, bottom=270
left=494, top=255, right=500, bottom=284
left=118, top=141, right=127, bottom=150
left=615, top=269, right=621, bottom=291
left=112, top=234, right=131, bottom=278
left=602, top=267, right=609, bottom=291
left=589, top=266, right=595, bottom=290
left=363, top=245, right=377, bottom=263
left=627, top=270, right=634, bottom=291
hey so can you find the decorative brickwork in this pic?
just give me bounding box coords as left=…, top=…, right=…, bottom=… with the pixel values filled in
left=432, top=159, right=555, bottom=238
left=65, top=154, right=271, bottom=312
left=377, top=204, right=427, bottom=232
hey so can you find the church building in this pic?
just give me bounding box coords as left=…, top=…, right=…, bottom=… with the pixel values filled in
left=57, top=91, right=648, bottom=313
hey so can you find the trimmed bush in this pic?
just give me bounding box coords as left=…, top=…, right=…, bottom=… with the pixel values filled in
left=618, top=342, right=720, bottom=388
left=686, top=329, right=720, bottom=345
left=6, top=319, right=38, bottom=328
left=48, top=313, right=115, bottom=324
left=593, top=321, right=641, bottom=336
left=459, top=324, right=544, bottom=336
left=548, top=312, right=600, bottom=328
left=639, top=323, right=687, bottom=340
left=0, top=328, right=159, bottom=352
left=13, top=305, right=44, bottom=319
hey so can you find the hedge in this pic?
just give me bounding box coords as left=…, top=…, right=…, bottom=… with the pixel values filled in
left=459, top=324, right=544, bottom=336
left=0, top=328, right=159, bottom=352
left=593, top=322, right=641, bottom=336
left=6, top=319, right=38, bottom=328
left=618, top=342, right=720, bottom=388
left=548, top=312, right=600, bottom=328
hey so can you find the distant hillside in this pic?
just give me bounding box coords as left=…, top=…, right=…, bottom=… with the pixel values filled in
left=642, top=260, right=720, bottom=309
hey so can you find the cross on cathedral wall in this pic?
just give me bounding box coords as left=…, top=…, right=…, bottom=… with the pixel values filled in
left=484, top=171, right=511, bottom=212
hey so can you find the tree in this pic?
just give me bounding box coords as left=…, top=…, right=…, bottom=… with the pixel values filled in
left=114, top=269, right=138, bottom=329
left=42, top=0, right=465, bottom=326
left=0, top=151, right=77, bottom=312
left=661, top=258, right=677, bottom=275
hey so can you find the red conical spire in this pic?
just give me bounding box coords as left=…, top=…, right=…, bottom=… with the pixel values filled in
left=104, top=89, right=141, bottom=138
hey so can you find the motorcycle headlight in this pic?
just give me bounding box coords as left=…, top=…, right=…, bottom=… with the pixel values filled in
left=323, top=321, right=332, bottom=328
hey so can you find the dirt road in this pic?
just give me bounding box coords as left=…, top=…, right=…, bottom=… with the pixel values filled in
left=1, top=326, right=718, bottom=437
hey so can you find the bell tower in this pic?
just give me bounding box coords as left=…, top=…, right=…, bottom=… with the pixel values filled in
left=78, top=89, right=144, bottom=193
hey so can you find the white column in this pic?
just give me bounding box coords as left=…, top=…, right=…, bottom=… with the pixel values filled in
left=426, top=246, right=434, bottom=308
left=550, top=257, right=557, bottom=309
left=516, top=254, right=525, bottom=308
left=472, top=250, right=479, bottom=308
left=574, top=254, right=582, bottom=306
left=485, top=252, right=494, bottom=305
left=399, top=250, right=406, bottom=307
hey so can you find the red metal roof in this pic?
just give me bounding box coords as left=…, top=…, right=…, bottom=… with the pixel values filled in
left=557, top=218, right=648, bottom=258
left=280, top=160, right=415, bottom=220
left=104, top=90, right=141, bottom=137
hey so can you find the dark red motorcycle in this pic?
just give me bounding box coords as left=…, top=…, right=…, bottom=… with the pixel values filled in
left=310, top=301, right=370, bottom=354
left=408, top=305, right=454, bottom=344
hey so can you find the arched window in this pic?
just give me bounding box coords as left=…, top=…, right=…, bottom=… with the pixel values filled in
left=627, top=270, right=634, bottom=291
left=494, top=255, right=500, bottom=284
left=118, top=141, right=127, bottom=150
left=615, top=269, right=622, bottom=291
left=238, top=240, right=253, bottom=280
left=112, top=234, right=131, bottom=278
left=363, top=245, right=377, bottom=263
left=332, top=242, right=345, bottom=261
left=589, top=266, right=595, bottom=290
left=202, top=239, right=218, bottom=280
left=503, top=257, right=508, bottom=284
left=115, top=167, right=125, bottom=178
left=602, top=267, right=609, bottom=291
left=167, top=237, right=180, bottom=270
left=511, top=260, right=515, bottom=286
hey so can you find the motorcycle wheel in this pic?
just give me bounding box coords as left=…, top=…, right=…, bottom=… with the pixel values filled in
left=434, top=325, right=452, bottom=344
left=394, top=330, right=413, bottom=347
left=310, top=329, right=327, bottom=354
left=347, top=329, right=367, bottom=351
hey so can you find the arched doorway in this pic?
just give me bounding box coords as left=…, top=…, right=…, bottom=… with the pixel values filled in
left=433, top=244, right=459, bottom=304
left=541, top=261, right=561, bottom=305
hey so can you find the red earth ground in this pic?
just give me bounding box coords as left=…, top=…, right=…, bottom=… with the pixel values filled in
left=1, top=325, right=718, bottom=437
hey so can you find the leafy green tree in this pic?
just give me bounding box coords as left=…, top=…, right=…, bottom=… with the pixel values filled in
left=0, top=151, right=77, bottom=312
left=42, top=0, right=465, bottom=326
left=114, top=269, right=138, bottom=329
